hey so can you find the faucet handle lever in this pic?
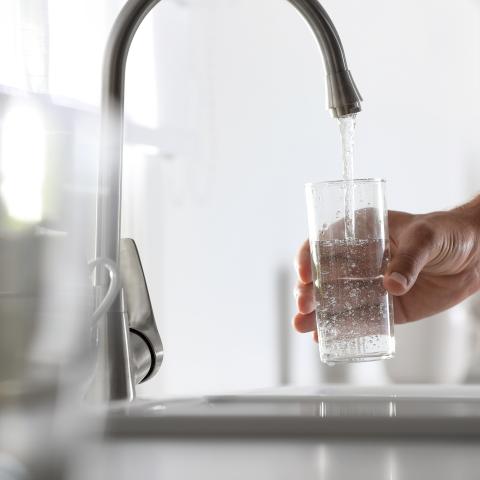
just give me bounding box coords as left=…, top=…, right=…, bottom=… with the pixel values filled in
left=120, top=238, right=163, bottom=384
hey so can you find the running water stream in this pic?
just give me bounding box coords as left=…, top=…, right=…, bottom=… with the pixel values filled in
left=338, top=114, right=357, bottom=239
left=311, top=114, right=394, bottom=364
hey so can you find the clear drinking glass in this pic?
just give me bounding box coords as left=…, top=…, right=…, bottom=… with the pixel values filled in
left=305, top=178, right=395, bottom=365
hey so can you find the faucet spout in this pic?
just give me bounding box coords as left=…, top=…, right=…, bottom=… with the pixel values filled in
left=286, top=0, right=362, bottom=117
left=93, top=0, right=362, bottom=402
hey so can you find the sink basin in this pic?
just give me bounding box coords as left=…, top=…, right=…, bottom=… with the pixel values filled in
left=106, top=385, right=480, bottom=437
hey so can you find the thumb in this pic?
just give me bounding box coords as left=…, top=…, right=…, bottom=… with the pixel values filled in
left=384, top=222, right=436, bottom=296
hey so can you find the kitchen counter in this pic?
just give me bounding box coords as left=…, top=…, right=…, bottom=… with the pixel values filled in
left=77, top=437, right=480, bottom=480
left=74, top=386, right=480, bottom=479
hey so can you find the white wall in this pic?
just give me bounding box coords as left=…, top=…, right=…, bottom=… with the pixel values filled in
left=120, top=0, right=480, bottom=397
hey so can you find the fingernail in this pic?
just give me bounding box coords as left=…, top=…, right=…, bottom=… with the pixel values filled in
left=389, top=272, right=408, bottom=289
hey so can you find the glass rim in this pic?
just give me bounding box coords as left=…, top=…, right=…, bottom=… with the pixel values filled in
left=305, top=177, right=386, bottom=189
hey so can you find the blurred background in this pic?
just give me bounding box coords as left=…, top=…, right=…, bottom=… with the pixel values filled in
left=1, top=0, right=480, bottom=404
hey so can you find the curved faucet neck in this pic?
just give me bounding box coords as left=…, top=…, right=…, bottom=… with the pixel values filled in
left=94, top=0, right=362, bottom=402
left=97, top=0, right=362, bottom=265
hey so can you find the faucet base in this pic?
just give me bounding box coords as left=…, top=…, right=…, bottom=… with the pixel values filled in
left=87, top=308, right=135, bottom=403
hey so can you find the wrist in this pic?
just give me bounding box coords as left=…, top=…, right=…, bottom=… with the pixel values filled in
left=453, top=195, right=480, bottom=229
left=453, top=196, right=480, bottom=279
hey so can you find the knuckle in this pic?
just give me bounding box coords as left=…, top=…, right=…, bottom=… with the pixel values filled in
left=395, top=251, right=419, bottom=280
left=397, top=251, right=417, bottom=265
left=297, top=285, right=314, bottom=312
left=299, top=296, right=314, bottom=314
left=411, top=220, right=436, bottom=247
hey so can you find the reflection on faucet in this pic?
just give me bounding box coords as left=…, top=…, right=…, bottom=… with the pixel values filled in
left=94, top=0, right=363, bottom=402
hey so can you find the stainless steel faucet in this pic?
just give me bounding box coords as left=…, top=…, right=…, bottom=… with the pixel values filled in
left=92, top=0, right=362, bottom=402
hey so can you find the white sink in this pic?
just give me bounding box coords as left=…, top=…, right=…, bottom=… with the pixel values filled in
left=106, top=385, right=480, bottom=437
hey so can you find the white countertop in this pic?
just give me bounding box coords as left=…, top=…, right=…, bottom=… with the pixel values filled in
left=74, top=386, right=480, bottom=479
left=77, top=437, right=480, bottom=480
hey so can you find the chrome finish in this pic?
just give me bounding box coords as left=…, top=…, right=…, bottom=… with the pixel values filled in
left=120, top=238, right=163, bottom=384
left=129, top=332, right=152, bottom=385
left=88, top=290, right=135, bottom=402
left=95, top=0, right=362, bottom=402
left=285, top=0, right=362, bottom=118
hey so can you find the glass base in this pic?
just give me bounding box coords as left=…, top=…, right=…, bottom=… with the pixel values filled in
left=319, top=334, right=395, bottom=366
left=321, top=351, right=394, bottom=366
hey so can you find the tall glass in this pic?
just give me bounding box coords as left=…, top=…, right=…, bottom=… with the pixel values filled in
left=305, top=178, right=395, bottom=365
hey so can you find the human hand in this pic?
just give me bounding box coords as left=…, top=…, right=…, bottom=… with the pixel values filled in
left=293, top=203, right=480, bottom=341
